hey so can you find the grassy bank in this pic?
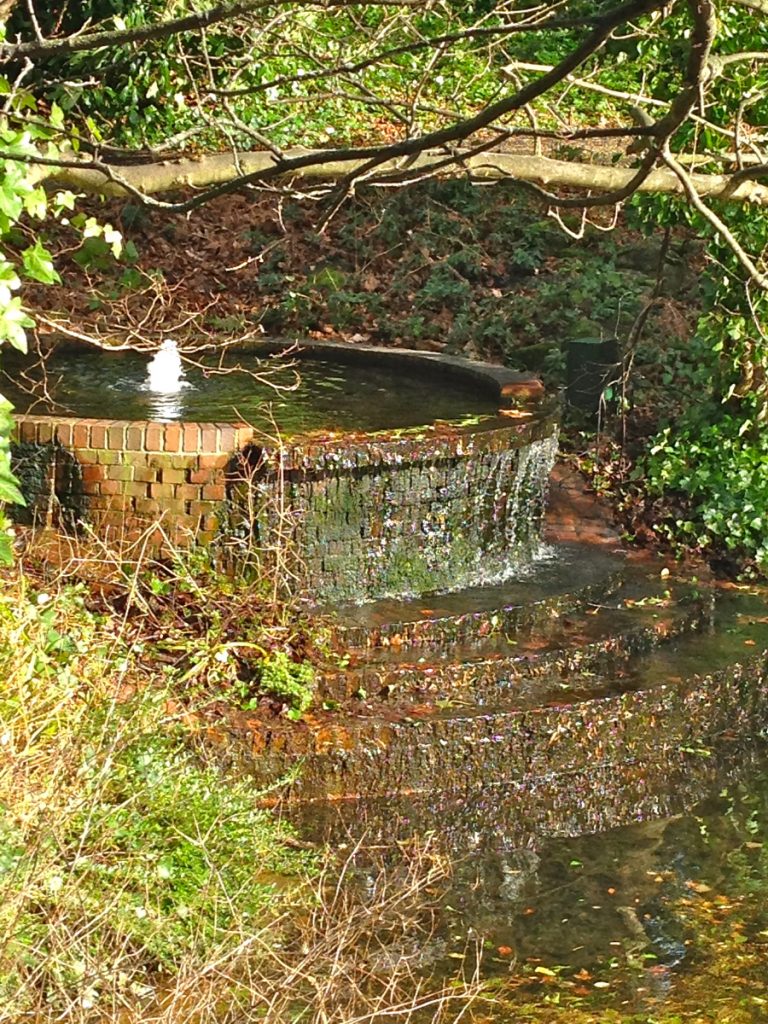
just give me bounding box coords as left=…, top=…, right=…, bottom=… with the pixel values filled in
left=0, top=542, right=321, bottom=1021
left=0, top=537, right=480, bottom=1024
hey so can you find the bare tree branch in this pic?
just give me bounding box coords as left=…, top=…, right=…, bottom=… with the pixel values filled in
left=77, top=0, right=670, bottom=213
left=0, top=0, right=433, bottom=62
left=663, top=147, right=768, bottom=290
left=209, top=18, right=609, bottom=101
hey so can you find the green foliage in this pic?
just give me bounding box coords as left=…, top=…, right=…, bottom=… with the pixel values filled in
left=256, top=651, right=316, bottom=720
left=3, top=0, right=683, bottom=152
left=0, top=577, right=315, bottom=1017
left=630, top=169, right=768, bottom=570
left=0, top=398, right=23, bottom=563
left=643, top=414, right=768, bottom=569
left=59, top=725, right=306, bottom=965
left=0, top=54, right=128, bottom=559
left=254, top=182, right=644, bottom=368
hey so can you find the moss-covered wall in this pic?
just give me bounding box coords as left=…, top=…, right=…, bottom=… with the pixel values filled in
left=12, top=408, right=557, bottom=604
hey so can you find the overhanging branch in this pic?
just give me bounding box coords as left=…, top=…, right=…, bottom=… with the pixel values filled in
left=32, top=149, right=768, bottom=207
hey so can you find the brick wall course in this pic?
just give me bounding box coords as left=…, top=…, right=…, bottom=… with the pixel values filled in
left=11, top=414, right=241, bottom=550
left=10, top=411, right=557, bottom=598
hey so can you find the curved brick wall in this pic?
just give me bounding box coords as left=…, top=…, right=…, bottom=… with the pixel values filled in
left=246, top=416, right=558, bottom=603
left=9, top=343, right=555, bottom=601
left=12, top=415, right=255, bottom=547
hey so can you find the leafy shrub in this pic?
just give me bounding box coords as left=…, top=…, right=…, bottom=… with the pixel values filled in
left=642, top=413, right=768, bottom=569
left=258, top=651, right=316, bottom=720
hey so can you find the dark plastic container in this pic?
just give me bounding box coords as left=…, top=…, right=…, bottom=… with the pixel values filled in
left=565, top=337, right=621, bottom=413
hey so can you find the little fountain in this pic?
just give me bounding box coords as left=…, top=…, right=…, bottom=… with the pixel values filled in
left=146, top=338, right=187, bottom=394
left=6, top=339, right=557, bottom=598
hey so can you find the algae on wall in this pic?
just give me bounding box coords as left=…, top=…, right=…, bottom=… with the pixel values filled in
left=238, top=428, right=559, bottom=605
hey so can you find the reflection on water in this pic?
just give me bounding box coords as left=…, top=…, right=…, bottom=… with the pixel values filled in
left=324, top=744, right=768, bottom=1022
left=1, top=351, right=501, bottom=431
left=454, top=749, right=768, bottom=1020
left=289, top=588, right=768, bottom=1019
left=145, top=390, right=185, bottom=421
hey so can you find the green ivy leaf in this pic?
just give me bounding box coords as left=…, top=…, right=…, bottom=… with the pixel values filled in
left=0, top=470, right=24, bottom=506
left=22, top=241, right=60, bottom=285
left=49, top=102, right=65, bottom=129
left=0, top=528, right=13, bottom=567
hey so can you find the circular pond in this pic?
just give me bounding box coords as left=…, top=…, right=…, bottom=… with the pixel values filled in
left=3, top=348, right=502, bottom=432
left=9, top=341, right=555, bottom=603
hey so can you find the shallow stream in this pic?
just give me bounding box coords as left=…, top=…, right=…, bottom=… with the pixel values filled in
left=296, top=588, right=768, bottom=1022
left=439, top=749, right=768, bottom=1022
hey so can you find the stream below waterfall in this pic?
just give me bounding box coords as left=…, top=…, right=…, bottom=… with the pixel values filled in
left=330, top=739, right=768, bottom=1024
left=288, top=585, right=768, bottom=1022
left=431, top=748, right=768, bottom=1021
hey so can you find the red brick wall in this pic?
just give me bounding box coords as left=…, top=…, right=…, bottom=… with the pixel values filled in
left=13, top=415, right=255, bottom=548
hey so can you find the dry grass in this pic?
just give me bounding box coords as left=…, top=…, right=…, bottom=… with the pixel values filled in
left=0, top=533, right=481, bottom=1024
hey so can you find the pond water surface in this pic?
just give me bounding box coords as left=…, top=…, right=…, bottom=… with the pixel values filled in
left=1, top=351, right=501, bottom=431
left=443, top=750, right=768, bottom=1022
left=303, top=589, right=768, bottom=1023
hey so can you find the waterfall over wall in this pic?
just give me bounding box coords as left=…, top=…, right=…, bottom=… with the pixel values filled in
left=241, top=424, right=559, bottom=604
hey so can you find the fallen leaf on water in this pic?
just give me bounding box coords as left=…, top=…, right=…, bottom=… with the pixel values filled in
left=686, top=880, right=713, bottom=893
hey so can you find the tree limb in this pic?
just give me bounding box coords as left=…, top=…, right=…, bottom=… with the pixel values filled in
left=25, top=148, right=768, bottom=207
left=662, top=147, right=768, bottom=289
left=107, top=0, right=670, bottom=213
left=209, top=18, right=610, bottom=101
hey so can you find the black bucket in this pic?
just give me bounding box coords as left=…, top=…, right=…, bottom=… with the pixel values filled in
left=565, top=337, right=621, bottom=413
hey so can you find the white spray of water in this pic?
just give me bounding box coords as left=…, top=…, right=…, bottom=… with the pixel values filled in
left=146, top=338, right=185, bottom=393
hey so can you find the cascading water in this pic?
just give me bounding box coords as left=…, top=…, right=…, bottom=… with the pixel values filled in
left=246, top=428, right=559, bottom=604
